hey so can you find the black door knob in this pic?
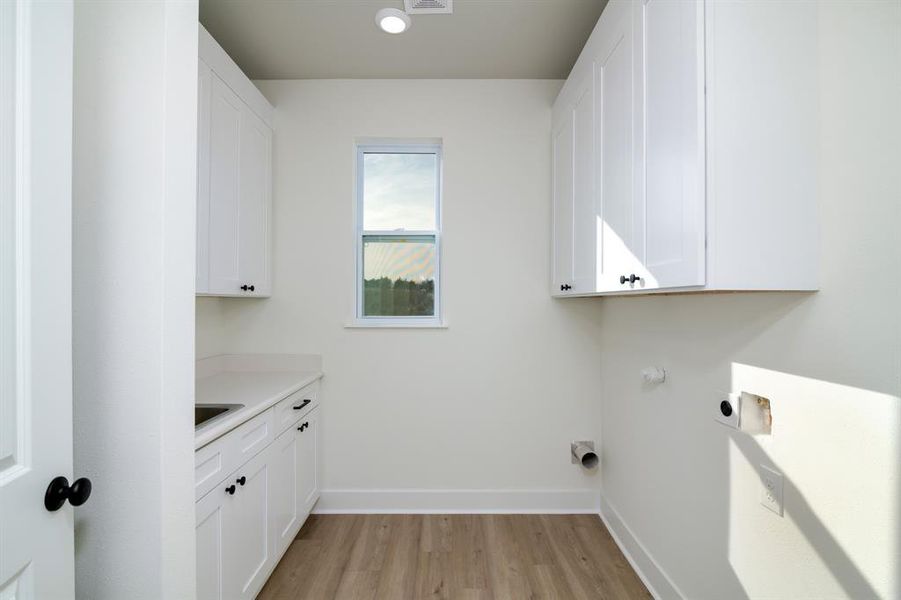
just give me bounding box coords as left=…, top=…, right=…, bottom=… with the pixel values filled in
left=225, top=484, right=236, bottom=495
left=240, top=284, right=256, bottom=292
left=236, top=476, right=246, bottom=486
left=44, top=476, right=92, bottom=512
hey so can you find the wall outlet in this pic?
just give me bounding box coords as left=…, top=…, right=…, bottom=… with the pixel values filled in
left=759, top=465, right=784, bottom=516
left=714, top=391, right=740, bottom=429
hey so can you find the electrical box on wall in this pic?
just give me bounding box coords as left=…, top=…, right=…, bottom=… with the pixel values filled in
left=714, top=391, right=741, bottom=428
left=715, top=391, right=773, bottom=435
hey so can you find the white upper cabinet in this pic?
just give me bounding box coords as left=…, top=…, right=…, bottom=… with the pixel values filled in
left=640, top=0, right=705, bottom=290
left=197, top=25, right=273, bottom=297
left=552, top=69, right=596, bottom=295
left=552, top=0, right=818, bottom=296
left=551, top=103, right=574, bottom=293
left=595, top=1, right=643, bottom=292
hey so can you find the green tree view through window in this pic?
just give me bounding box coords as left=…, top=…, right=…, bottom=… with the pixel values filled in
left=358, top=146, right=441, bottom=320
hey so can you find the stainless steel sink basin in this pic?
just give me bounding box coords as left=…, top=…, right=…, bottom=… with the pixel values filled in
left=195, top=404, right=243, bottom=429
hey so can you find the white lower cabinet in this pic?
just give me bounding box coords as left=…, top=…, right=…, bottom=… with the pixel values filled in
left=296, top=406, right=319, bottom=515
left=270, top=405, right=320, bottom=559
left=196, top=387, right=320, bottom=600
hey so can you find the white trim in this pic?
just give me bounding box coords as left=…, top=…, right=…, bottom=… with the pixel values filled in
left=345, top=319, right=447, bottom=329
left=353, top=142, right=443, bottom=326
left=599, top=495, right=685, bottom=600
left=313, top=489, right=600, bottom=514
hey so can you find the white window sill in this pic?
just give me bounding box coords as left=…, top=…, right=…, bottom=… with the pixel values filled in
left=344, top=319, right=448, bottom=329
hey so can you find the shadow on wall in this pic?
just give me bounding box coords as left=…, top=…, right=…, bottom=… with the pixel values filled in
left=724, top=364, right=900, bottom=599
left=598, top=292, right=900, bottom=599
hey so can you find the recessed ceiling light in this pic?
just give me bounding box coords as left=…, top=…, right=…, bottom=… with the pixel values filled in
left=375, top=8, right=411, bottom=34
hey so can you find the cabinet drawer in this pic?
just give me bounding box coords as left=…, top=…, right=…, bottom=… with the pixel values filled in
left=273, top=380, right=319, bottom=435
left=195, top=408, right=275, bottom=501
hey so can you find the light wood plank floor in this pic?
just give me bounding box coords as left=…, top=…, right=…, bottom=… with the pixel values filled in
left=258, top=514, right=651, bottom=600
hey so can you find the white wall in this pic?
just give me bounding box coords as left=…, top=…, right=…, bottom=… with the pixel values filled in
left=196, top=297, right=227, bottom=359
left=598, top=2, right=901, bottom=599
left=196, top=79, right=605, bottom=510
left=73, top=1, right=197, bottom=598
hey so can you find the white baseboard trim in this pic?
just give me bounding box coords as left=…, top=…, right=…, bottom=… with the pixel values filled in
left=599, top=495, right=684, bottom=600
left=313, top=488, right=601, bottom=514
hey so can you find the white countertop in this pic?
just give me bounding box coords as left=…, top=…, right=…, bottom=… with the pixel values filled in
left=195, top=354, right=323, bottom=449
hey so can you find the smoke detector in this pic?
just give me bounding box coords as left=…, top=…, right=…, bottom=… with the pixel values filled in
left=404, top=0, right=453, bottom=15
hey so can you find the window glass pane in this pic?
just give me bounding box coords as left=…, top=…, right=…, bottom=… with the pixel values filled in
left=362, top=236, right=435, bottom=317
left=363, top=153, right=437, bottom=231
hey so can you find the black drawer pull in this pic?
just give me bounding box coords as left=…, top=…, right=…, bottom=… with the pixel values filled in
left=293, top=399, right=312, bottom=410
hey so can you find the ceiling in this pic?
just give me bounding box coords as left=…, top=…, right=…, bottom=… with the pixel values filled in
left=198, top=0, right=607, bottom=80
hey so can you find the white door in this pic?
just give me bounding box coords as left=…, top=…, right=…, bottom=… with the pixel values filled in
left=595, top=0, right=645, bottom=292
left=551, top=110, right=574, bottom=295
left=641, top=0, right=706, bottom=289
left=296, top=407, right=319, bottom=514
left=270, top=427, right=299, bottom=556
left=207, top=74, right=243, bottom=295
left=237, top=105, right=271, bottom=296
left=570, top=68, right=597, bottom=294
left=195, top=485, right=226, bottom=600
left=224, top=449, right=273, bottom=600
left=0, top=1, right=79, bottom=598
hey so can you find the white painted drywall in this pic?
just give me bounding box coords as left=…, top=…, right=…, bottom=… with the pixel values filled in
left=73, top=1, right=197, bottom=598
left=598, top=2, right=901, bottom=598
left=196, top=297, right=228, bottom=359
left=196, top=80, right=605, bottom=509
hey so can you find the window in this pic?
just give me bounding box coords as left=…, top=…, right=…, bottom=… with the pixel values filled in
left=354, top=143, right=442, bottom=326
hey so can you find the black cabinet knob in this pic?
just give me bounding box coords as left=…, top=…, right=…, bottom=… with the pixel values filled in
left=619, top=275, right=627, bottom=284
left=629, top=274, right=641, bottom=284
left=293, top=399, right=311, bottom=410
left=236, top=476, right=246, bottom=486
left=240, top=284, right=256, bottom=292
left=44, top=476, right=92, bottom=512
left=225, top=484, right=236, bottom=495
left=297, top=421, right=309, bottom=432
left=559, top=284, right=572, bottom=291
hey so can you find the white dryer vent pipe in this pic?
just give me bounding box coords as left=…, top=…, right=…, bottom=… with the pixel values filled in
left=571, top=442, right=599, bottom=469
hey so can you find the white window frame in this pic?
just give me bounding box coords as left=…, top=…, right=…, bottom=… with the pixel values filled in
left=351, top=142, right=444, bottom=328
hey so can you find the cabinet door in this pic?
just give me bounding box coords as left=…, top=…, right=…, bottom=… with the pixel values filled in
left=270, top=427, right=300, bottom=558
left=551, top=109, right=574, bottom=295
left=223, top=449, right=273, bottom=600
left=595, top=1, right=645, bottom=292
left=552, top=68, right=596, bottom=297
left=570, top=69, right=598, bottom=294
left=207, top=74, right=243, bottom=295
left=196, top=480, right=228, bottom=600
left=295, top=406, right=319, bottom=516
left=641, top=0, right=705, bottom=288
left=237, top=106, right=271, bottom=296
left=196, top=60, right=212, bottom=294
